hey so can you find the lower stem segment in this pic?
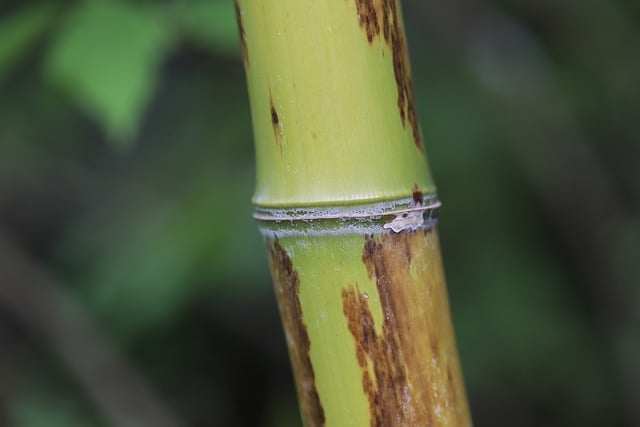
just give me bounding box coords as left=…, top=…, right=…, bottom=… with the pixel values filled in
left=262, top=201, right=471, bottom=426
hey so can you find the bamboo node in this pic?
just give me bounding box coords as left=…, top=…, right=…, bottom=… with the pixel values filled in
left=254, top=195, right=441, bottom=237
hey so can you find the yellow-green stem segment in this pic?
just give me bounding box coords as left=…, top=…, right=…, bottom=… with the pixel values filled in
left=236, top=0, right=471, bottom=425
left=237, top=0, right=434, bottom=207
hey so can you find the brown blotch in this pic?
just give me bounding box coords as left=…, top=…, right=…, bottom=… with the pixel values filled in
left=269, top=95, right=283, bottom=152
left=341, top=231, right=470, bottom=426
left=234, top=0, right=249, bottom=68
left=447, top=365, right=457, bottom=403
left=355, top=0, right=380, bottom=42
left=343, top=284, right=415, bottom=426
left=267, top=239, right=325, bottom=426
left=412, top=184, right=423, bottom=205
left=430, top=336, right=440, bottom=360
left=352, top=0, right=422, bottom=150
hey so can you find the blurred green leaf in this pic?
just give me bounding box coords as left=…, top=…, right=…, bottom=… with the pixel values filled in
left=174, top=0, right=240, bottom=55
left=9, top=391, right=102, bottom=427
left=0, top=3, right=56, bottom=83
left=79, top=177, right=257, bottom=340
left=53, top=69, right=264, bottom=340
left=45, top=1, right=173, bottom=147
left=449, top=229, right=614, bottom=412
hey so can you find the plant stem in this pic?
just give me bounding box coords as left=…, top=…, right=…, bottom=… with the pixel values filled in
left=236, top=1, right=471, bottom=425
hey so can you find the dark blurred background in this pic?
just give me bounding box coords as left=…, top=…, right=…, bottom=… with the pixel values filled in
left=0, top=0, right=638, bottom=426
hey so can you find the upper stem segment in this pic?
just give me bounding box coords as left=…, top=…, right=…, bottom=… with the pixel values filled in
left=236, top=0, right=435, bottom=207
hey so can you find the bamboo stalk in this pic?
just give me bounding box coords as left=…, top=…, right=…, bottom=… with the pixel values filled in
left=235, top=1, right=471, bottom=425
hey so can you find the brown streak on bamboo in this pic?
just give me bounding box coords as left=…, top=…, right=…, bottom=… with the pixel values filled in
left=353, top=0, right=422, bottom=150
left=233, top=0, right=249, bottom=68
left=341, top=230, right=470, bottom=426
left=268, top=91, right=283, bottom=153
left=266, top=239, right=326, bottom=427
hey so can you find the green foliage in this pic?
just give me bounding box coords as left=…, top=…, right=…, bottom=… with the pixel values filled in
left=0, top=3, right=55, bottom=82
left=174, top=0, right=240, bottom=55
left=1, top=0, right=241, bottom=148
left=8, top=385, right=102, bottom=427
left=58, top=165, right=263, bottom=340
left=49, top=61, right=263, bottom=340
left=45, top=1, right=173, bottom=146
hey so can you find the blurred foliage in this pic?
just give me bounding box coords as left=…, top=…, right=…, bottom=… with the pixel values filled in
left=0, top=0, right=638, bottom=426
left=45, top=1, right=172, bottom=144
left=1, top=0, right=239, bottom=146
left=0, top=3, right=56, bottom=82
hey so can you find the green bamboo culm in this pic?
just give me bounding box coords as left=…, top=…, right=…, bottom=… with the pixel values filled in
left=235, top=1, right=472, bottom=426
